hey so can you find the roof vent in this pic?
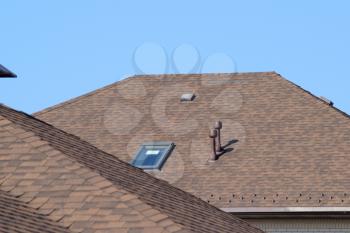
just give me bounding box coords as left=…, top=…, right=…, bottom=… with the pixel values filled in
left=209, top=121, right=224, bottom=162
left=180, top=93, right=195, bottom=102
left=319, top=96, right=334, bottom=106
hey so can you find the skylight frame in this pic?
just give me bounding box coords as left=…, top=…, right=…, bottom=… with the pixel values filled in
left=131, top=141, right=175, bottom=170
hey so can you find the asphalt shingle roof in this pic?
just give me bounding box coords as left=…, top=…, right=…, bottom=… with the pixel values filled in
left=0, top=104, right=263, bottom=233
left=34, top=72, right=350, bottom=209
left=0, top=190, right=70, bottom=233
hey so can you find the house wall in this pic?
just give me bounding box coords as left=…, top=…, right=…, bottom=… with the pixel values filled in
left=247, top=218, right=350, bottom=233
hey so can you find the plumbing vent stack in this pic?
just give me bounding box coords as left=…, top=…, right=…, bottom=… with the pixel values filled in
left=209, top=129, right=217, bottom=161
left=214, top=121, right=223, bottom=153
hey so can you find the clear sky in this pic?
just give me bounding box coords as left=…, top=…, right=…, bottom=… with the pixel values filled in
left=1, top=1, right=349, bottom=114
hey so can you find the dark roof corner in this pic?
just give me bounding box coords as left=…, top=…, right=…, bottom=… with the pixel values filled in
left=0, top=64, right=17, bottom=78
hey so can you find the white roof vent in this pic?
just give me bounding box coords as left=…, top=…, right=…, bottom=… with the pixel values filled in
left=319, top=96, right=334, bottom=106
left=181, top=93, right=195, bottom=102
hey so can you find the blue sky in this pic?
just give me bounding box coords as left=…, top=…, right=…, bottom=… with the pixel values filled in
left=1, top=0, right=349, bottom=114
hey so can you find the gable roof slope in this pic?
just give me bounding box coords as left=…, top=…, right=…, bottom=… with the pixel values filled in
left=0, top=104, right=263, bottom=233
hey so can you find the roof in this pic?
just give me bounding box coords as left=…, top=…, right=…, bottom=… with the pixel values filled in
left=34, top=72, right=350, bottom=210
left=0, top=104, right=263, bottom=233
left=0, top=64, right=16, bottom=77
left=0, top=190, right=70, bottom=233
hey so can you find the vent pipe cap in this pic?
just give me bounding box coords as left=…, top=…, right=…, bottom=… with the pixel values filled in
left=181, top=93, right=195, bottom=102
left=209, top=129, right=217, bottom=138
left=214, top=121, right=222, bottom=130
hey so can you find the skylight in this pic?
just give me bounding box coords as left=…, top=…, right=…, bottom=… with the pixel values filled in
left=131, top=142, right=175, bottom=170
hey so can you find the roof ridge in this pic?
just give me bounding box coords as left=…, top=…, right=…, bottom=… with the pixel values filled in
left=132, top=71, right=277, bottom=78
left=0, top=104, right=264, bottom=233
left=273, top=73, right=350, bottom=120
left=33, top=71, right=276, bottom=116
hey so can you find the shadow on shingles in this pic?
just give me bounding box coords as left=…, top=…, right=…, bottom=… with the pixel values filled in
left=216, top=139, right=238, bottom=159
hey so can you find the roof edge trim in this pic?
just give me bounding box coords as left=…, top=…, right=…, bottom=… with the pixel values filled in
left=222, top=207, right=350, bottom=213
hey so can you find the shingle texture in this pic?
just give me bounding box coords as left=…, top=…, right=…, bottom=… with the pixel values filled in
left=0, top=190, right=70, bottom=233
left=34, top=72, right=350, bottom=209
left=0, top=104, right=263, bottom=233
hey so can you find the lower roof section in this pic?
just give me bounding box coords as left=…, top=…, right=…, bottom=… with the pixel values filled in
left=0, top=190, right=70, bottom=233
left=0, top=103, right=264, bottom=233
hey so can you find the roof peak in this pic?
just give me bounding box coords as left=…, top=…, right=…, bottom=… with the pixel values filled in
left=33, top=71, right=279, bottom=116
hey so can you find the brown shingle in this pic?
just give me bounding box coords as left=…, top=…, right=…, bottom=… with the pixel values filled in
left=34, top=72, right=350, bottom=208
left=0, top=104, right=263, bottom=233
left=0, top=190, right=70, bottom=233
